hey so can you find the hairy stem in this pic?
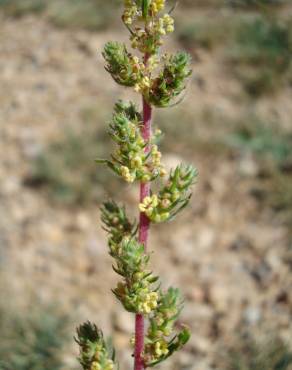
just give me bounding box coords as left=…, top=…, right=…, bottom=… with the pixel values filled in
left=134, top=87, right=152, bottom=370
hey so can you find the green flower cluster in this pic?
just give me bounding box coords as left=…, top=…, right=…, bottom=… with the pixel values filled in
left=112, top=238, right=160, bottom=314
left=144, top=288, right=191, bottom=366
left=130, top=13, right=174, bottom=55
left=123, top=0, right=166, bottom=25
left=103, top=42, right=144, bottom=87
left=123, top=0, right=174, bottom=55
left=122, top=0, right=155, bottom=25
left=75, top=322, right=116, bottom=370
left=97, top=101, right=165, bottom=183
left=122, top=0, right=139, bottom=25
left=101, top=201, right=159, bottom=315
left=104, top=6, right=191, bottom=107
left=101, top=200, right=137, bottom=251
left=77, top=0, right=196, bottom=368
left=139, top=164, right=198, bottom=223
left=148, top=52, right=192, bottom=107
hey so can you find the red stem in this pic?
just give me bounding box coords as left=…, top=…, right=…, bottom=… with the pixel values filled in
left=134, top=313, right=145, bottom=370
left=138, top=98, right=152, bottom=247
left=134, top=83, right=152, bottom=370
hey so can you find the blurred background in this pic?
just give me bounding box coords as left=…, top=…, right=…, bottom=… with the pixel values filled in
left=0, top=0, right=292, bottom=369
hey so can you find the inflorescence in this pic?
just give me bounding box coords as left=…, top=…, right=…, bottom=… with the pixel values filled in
left=97, top=101, right=166, bottom=183
left=139, top=165, right=198, bottom=223
left=76, top=0, right=197, bottom=369
left=76, top=322, right=116, bottom=370
left=99, top=198, right=193, bottom=362
left=103, top=0, right=192, bottom=108
left=144, top=288, right=191, bottom=366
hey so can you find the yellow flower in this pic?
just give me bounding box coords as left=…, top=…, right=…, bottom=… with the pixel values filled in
left=153, top=212, right=169, bottom=223
left=154, top=340, right=169, bottom=357
left=122, top=3, right=138, bottom=25
left=152, top=144, right=158, bottom=154
left=130, top=335, right=135, bottom=347
left=165, top=15, right=173, bottom=23
left=151, top=3, right=158, bottom=13
left=148, top=55, right=159, bottom=71
left=138, top=291, right=158, bottom=314
left=155, top=314, right=164, bottom=326
left=141, top=173, right=151, bottom=182
left=132, top=56, right=139, bottom=64
left=160, top=167, right=167, bottom=177
left=162, top=14, right=174, bottom=34
left=139, top=195, right=159, bottom=218
left=150, top=0, right=165, bottom=15
left=125, top=17, right=131, bottom=24
left=91, top=362, right=101, bottom=370
left=104, top=360, right=114, bottom=370
left=139, top=196, right=152, bottom=212
left=134, top=83, right=141, bottom=93
left=131, top=155, right=143, bottom=168
left=155, top=128, right=162, bottom=135
left=142, top=301, right=152, bottom=313
left=120, top=166, right=135, bottom=183
left=157, top=19, right=166, bottom=35
left=134, top=76, right=150, bottom=93
left=145, top=207, right=154, bottom=218
left=151, top=194, right=158, bottom=207
left=147, top=292, right=159, bottom=309
left=141, top=76, right=150, bottom=88
left=152, top=148, right=162, bottom=166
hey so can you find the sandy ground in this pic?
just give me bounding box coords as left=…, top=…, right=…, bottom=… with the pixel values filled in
left=0, top=14, right=291, bottom=370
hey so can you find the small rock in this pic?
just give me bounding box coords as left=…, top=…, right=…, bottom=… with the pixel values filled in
left=239, top=155, right=259, bottom=177
left=276, top=290, right=289, bottom=305
left=248, top=260, right=273, bottom=287
left=243, top=306, right=262, bottom=325
left=229, top=236, right=251, bottom=252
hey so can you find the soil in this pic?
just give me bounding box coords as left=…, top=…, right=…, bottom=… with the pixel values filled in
left=0, top=14, right=291, bottom=370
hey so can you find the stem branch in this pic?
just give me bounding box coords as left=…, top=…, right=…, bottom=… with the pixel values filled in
left=134, top=84, right=152, bottom=370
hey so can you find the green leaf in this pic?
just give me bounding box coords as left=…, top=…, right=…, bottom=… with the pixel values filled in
left=142, top=0, right=150, bottom=18
left=112, top=265, right=124, bottom=276
left=147, top=328, right=191, bottom=367
left=95, top=158, right=108, bottom=164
